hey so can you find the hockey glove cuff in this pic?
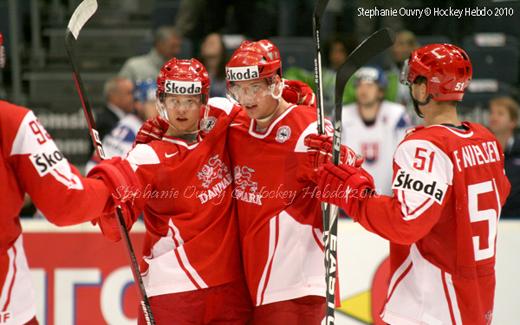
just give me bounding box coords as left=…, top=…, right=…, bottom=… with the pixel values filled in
left=317, top=162, right=375, bottom=218
left=88, top=157, right=142, bottom=241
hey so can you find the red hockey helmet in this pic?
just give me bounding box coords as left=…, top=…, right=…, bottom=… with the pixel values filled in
left=401, top=43, right=472, bottom=101
left=0, top=32, right=5, bottom=69
left=225, top=40, right=282, bottom=83
left=156, top=58, right=210, bottom=103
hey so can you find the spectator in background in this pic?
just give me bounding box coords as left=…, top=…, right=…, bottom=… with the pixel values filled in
left=119, top=26, right=182, bottom=82
left=388, top=30, right=420, bottom=110
left=488, top=96, right=520, bottom=218
left=285, top=34, right=358, bottom=116
left=96, top=76, right=135, bottom=143
left=341, top=66, right=410, bottom=195
left=87, top=79, right=158, bottom=173
left=199, top=33, right=227, bottom=97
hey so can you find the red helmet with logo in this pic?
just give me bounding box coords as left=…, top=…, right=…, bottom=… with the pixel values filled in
left=401, top=43, right=472, bottom=101
left=225, top=40, right=282, bottom=83
left=157, top=58, right=210, bottom=103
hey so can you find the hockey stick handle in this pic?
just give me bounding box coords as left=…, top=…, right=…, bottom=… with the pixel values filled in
left=312, top=0, right=329, bottom=135
left=65, top=31, right=156, bottom=325
left=312, top=1, right=337, bottom=323
left=313, top=24, right=326, bottom=135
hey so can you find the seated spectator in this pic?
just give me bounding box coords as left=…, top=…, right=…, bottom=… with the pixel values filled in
left=87, top=79, right=158, bottom=173
left=488, top=96, right=520, bottom=218
left=95, top=76, right=135, bottom=143
left=199, top=32, right=227, bottom=97
left=341, top=66, right=410, bottom=195
left=284, top=34, right=358, bottom=116
left=119, top=26, right=182, bottom=82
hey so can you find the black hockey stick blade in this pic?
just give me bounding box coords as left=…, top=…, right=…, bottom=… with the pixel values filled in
left=332, top=28, right=395, bottom=164
left=335, top=28, right=395, bottom=113
left=324, top=29, right=395, bottom=325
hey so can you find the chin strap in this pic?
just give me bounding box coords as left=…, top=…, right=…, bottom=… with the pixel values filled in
left=409, top=87, right=432, bottom=118
left=255, top=79, right=286, bottom=124
left=268, top=78, right=285, bottom=100
left=256, top=99, right=282, bottom=125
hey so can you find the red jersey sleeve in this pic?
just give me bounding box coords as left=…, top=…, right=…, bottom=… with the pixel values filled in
left=3, top=103, right=110, bottom=226
left=352, top=137, right=454, bottom=245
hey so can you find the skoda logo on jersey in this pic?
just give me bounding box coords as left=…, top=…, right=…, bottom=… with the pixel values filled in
left=200, top=116, right=217, bottom=132
left=392, top=169, right=447, bottom=204
left=30, top=149, right=66, bottom=176
left=226, top=66, right=260, bottom=81
left=165, top=80, right=202, bottom=95
left=275, top=125, right=291, bottom=143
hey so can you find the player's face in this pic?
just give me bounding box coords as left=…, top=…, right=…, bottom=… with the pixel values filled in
left=488, top=104, right=516, bottom=134
left=356, top=81, right=382, bottom=106
left=230, top=79, right=279, bottom=120
left=163, top=94, right=201, bottom=133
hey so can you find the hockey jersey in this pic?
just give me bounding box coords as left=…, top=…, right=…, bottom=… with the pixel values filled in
left=341, top=100, right=410, bottom=195
left=124, top=98, right=244, bottom=297
left=227, top=103, right=327, bottom=306
left=0, top=101, right=110, bottom=324
left=349, top=122, right=510, bottom=325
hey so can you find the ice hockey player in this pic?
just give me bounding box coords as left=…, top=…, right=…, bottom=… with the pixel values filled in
left=0, top=32, right=138, bottom=325
left=92, top=58, right=253, bottom=324
left=341, top=65, right=410, bottom=195
left=225, top=39, right=360, bottom=324
left=315, top=44, right=511, bottom=325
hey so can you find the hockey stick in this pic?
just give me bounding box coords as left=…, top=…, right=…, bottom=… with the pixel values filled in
left=64, top=1, right=155, bottom=324
left=324, top=28, right=395, bottom=325
left=311, top=0, right=340, bottom=322
left=312, top=0, right=329, bottom=135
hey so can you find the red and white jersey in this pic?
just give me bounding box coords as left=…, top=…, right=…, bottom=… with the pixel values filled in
left=0, top=101, right=110, bottom=324
left=125, top=99, right=244, bottom=297
left=341, top=100, right=410, bottom=195
left=228, top=103, right=327, bottom=306
left=351, top=122, right=510, bottom=325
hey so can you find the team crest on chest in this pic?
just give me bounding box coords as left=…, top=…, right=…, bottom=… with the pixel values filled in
left=234, top=165, right=262, bottom=205
left=197, top=154, right=230, bottom=188
left=195, top=154, right=233, bottom=204
left=275, top=125, right=291, bottom=143
left=361, top=142, right=379, bottom=163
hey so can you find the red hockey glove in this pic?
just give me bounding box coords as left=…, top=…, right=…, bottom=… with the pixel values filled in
left=317, top=162, right=375, bottom=218
left=282, top=79, right=316, bottom=108
left=305, top=134, right=364, bottom=182
left=88, top=157, right=143, bottom=241
left=133, top=116, right=170, bottom=146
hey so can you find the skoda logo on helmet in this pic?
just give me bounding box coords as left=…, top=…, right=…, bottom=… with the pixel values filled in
left=165, top=80, right=202, bottom=95
left=226, top=66, right=260, bottom=81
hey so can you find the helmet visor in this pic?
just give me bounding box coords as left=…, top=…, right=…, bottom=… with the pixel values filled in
left=400, top=59, right=411, bottom=86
